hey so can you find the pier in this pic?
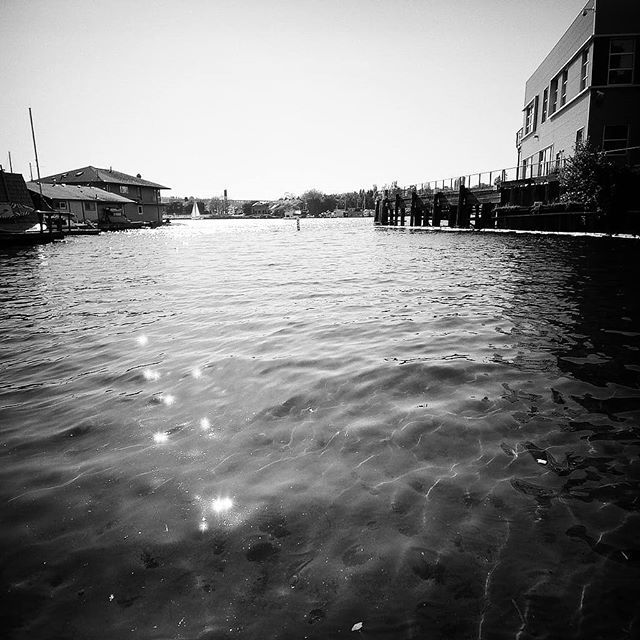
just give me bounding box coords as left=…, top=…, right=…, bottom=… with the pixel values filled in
left=374, top=159, right=639, bottom=235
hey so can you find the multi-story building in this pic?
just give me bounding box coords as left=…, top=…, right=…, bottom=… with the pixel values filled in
left=516, top=0, right=640, bottom=178
left=40, top=166, right=169, bottom=225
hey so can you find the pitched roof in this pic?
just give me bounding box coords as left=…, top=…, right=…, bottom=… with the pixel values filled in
left=26, top=181, right=136, bottom=203
left=0, top=171, right=35, bottom=207
left=40, top=166, right=169, bottom=189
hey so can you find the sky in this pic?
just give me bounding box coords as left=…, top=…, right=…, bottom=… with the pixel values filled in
left=1, top=0, right=587, bottom=200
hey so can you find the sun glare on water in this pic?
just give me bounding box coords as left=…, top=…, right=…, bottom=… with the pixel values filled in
left=211, top=497, right=234, bottom=514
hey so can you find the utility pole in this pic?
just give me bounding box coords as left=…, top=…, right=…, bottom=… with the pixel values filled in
left=8, top=151, right=13, bottom=172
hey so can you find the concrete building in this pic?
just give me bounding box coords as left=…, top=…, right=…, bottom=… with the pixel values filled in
left=40, top=166, right=169, bottom=224
left=516, top=0, right=640, bottom=178
left=27, top=182, right=135, bottom=225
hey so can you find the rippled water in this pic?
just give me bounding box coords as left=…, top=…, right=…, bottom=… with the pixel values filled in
left=1, top=219, right=639, bottom=640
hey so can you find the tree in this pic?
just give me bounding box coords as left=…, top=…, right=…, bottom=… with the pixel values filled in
left=559, top=142, right=615, bottom=211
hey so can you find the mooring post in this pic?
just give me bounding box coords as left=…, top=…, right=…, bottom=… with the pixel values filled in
left=410, top=189, right=419, bottom=226
left=432, top=193, right=442, bottom=227
left=395, top=193, right=406, bottom=226
left=456, top=177, right=469, bottom=227
left=381, top=190, right=390, bottom=225
left=374, top=198, right=381, bottom=224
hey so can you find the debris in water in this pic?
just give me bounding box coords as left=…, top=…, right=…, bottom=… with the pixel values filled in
left=351, top=622, right=363, bottom=631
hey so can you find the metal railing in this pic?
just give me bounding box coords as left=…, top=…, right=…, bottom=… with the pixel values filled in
left=384, top=159, right=567, bottom=197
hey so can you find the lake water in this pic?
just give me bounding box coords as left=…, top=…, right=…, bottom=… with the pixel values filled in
left=1, top=218, right=639, bottom=640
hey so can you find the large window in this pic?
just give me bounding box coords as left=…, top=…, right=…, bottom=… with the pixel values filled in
left=538, top=146, right=553, bottom=176
left=119, top=185, right=129, bottom=194
left=608, top=39, right=635, bottom=84
left=576, top=128, right=585, bottom=146
left=549, top=77, right=559, bottom=114
left=603, top=124, right=629, bottom=154
left=560, top=69, right=568, bottom=106
left=580, top=49, right=590, bottom=91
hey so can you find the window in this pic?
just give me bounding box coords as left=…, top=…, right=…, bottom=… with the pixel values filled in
left=85, top=201, right=96, bottom=211
left=608, top=39, right=634, bottom=84
left=580, top=49, right=590, bottom=91
left=54, top=200, right=67, bottom=210
left=549, top=77, right=559, bottom=114
left=538, top=146, right=553, bottom=176
left=576, top=128, right=585, bottom=146
left=603, top=124, right=628, bottom=154
left=138, top=205, right=143, bottom=214
left=560, top=69, right=568, bottom=106
left=524, top=99, right=536, bottom=135
left=119, top=185, right=129, bottom=194
left=541, top=88, right=548, bottom=123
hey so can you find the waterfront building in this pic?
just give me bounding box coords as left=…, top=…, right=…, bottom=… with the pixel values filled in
left=251, top=201, right=270, bottom=216
left=27, top=182, right=136, bottom=225
left=516, top=0, right=640, bottom=177
left=40, top=166, right=169, bottom=225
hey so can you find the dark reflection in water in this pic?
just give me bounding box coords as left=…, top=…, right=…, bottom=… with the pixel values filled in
left=1, top=221, right=639, bottom=640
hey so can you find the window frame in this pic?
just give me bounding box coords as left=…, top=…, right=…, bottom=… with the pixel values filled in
left=524, top=99, right=536, bottom=135
left=541, top=88, right=548, bottom=123
left=602, top=124, right=629, bottom=155
left=608, top=39, right=635, bottom=85
left=580, top=49, right=590, bottom=91
left=560, top=69, right=568, bottom=107
left=549, top=77, right=559, bottom=115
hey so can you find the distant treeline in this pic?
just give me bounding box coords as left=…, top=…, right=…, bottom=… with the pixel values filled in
left=163, top=188, right=378, bottom=217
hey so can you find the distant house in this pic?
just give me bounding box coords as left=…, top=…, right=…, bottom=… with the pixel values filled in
left=27, top=182, right=135, bottom=225
left=251, top=201, right=270, bottom=216
left=40, top=166, right=169, bottom=224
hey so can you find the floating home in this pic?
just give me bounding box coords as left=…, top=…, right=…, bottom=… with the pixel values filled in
left=40, top=166, right=169, bottom=227
left=27, top=182, right=136, bottom=230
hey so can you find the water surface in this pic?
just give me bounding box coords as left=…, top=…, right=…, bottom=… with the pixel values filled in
left=1, top=219, right=639, bottom=639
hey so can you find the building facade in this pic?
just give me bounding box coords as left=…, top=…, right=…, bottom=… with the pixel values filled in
left=40, top=166, right=169, bottom=224
left=516, top=0, right=640, bottom=177
left=27, top=182, right=136, bottom=225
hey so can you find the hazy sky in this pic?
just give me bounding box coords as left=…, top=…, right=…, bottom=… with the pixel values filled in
left=2, top=0, right=586, bottom=200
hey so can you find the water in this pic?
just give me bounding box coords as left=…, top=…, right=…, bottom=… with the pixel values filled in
left=1, top=218, right=639, bottom=640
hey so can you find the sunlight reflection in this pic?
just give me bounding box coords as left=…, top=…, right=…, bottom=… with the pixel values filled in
left=199, top=518, right=209, bottom=532
left=211, top=497, right=234, bottom=514
left=162, top=394, right=175, bottom=406
left=200, top=417, right=210, bottom=430
left=153, top=431, right=169, bottom=444
left=192, top=367, right=202, bottom=379
left=143, top=368, right=161, bottom=381
left=137, top=335, right=149, bottom=346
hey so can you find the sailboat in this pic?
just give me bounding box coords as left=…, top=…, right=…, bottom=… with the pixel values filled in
left=190, top=200, right=201, bottom=219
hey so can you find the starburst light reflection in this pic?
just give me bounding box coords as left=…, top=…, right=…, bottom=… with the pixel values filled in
left=200, top=417, right=210, bottom=430
left=162, top=394, right=175, bottom=406
left=211, top=497, right=234, bottom=514
left=153, top=431, right=169, bottom=444
left=137, top=335, right=149, bottom=346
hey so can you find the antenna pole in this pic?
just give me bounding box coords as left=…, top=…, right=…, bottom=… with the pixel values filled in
left=8, top=151, right=13, bottom=172
left=29, top=107, right=48, bottom=234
